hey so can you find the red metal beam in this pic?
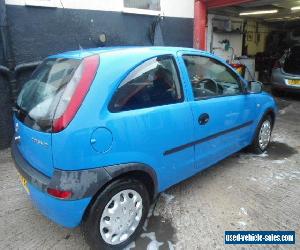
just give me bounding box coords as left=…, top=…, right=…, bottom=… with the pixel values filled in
left=206, top=0, right=255, bottom=9
left=194, top=0, right=207, bottom=50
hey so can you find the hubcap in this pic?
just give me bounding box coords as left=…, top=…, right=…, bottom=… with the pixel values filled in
left=259, top=120, right=271, bottom=150
left=100, top=189, right=143, bottom=245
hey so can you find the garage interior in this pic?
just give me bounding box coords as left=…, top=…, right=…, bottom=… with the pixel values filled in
left=0, top=0, right=300, bottom=249
left=203, top=0, right=300, bottom=88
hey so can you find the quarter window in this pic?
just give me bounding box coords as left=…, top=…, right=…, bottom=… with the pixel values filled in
left=183, top=55, right=243, bottom=99
left=110, top=55, right=183, bottom=112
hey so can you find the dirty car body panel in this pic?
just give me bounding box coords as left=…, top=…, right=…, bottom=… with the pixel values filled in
left=11, top=47, right=277, bottom=228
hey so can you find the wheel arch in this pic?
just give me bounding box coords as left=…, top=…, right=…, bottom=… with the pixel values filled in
left=250, top=107, right=276, bottom=144
left=104, top=163, right=158, bottom=202
left=263, top=107, right=276, bottom=128
left=82, top=163, right=158, bottom=222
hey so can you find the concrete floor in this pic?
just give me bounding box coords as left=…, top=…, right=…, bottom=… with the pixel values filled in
left=0, top=94, right=299, bottom=250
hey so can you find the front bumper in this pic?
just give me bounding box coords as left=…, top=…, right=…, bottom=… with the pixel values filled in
left=11, top=141, right=112, bottom=227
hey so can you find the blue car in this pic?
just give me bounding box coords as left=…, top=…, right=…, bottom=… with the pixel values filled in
left=12, top=47, right=276, bottom=249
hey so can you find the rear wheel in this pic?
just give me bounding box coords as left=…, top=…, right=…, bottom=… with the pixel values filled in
left=249, top=115, right=273, bottom=154
left=82, top=178, right=150, bottom=250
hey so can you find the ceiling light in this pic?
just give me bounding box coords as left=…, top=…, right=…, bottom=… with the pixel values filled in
left=239, top=10, right=278, bottom=16
left=291, top=6, right=300, bottom=10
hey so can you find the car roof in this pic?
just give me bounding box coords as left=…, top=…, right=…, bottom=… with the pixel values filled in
left=48, top=46, right=209, bottom=60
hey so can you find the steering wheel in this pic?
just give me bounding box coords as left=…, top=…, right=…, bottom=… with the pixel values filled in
left=197, top=78, right=219, bottom=95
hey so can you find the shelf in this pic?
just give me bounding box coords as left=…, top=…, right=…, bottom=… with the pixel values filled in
left=213, top=29, right=243, bottom=35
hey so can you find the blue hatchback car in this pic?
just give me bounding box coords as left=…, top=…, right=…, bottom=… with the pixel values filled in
left=12, top=47, right=276, bottom=249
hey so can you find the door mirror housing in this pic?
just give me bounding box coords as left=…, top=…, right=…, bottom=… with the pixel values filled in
left=247, top=81, right=262, bottom=94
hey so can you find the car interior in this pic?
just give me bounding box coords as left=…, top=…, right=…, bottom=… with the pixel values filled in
left=111, top=57, right=182, bottom=111
left=183, top=56, right=242, bottom=99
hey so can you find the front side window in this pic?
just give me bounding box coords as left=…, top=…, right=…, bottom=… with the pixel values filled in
left=124, top=0, right=160, bottom=11
left=110, top=55, right=183, bottom=112
left=183, top=55, right=243, bottom=100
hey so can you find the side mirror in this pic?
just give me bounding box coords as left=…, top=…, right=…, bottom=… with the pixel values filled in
left=247, top=81, right=262, bottom=94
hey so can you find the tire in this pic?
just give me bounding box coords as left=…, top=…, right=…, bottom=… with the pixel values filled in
left=82, top=178, right=150, bottom=250
left=249, top=115, right=273, bottom=154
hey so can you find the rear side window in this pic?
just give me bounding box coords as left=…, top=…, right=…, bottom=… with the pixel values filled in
left=109, top=55, right=183, bottom=112
left=284, top=46, right=300, bottom=74
left=16, top=58, right=80, bottom=131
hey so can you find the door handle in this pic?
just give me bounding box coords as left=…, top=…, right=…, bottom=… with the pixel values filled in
left=198, top=113, right=209, bottom=125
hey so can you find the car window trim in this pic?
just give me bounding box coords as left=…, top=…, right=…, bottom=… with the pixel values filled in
left=181, top=54, right=246, bottom=101
left=108, top=54, right=185, bottom=113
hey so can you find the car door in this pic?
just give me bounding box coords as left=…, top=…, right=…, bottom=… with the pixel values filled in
left=178, top=52, right=256, bottom=170
left=107, top=54, right=196, bottom=190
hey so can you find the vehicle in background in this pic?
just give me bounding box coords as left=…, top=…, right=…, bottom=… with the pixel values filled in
left=11, top=47, right=277, bottom=250
left=271, top=45, right=300, bottom=95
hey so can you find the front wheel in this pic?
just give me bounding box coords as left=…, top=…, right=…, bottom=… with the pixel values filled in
left=82, top=178, right=150, bottom=250
left=249, top=115, right=273, bottom=154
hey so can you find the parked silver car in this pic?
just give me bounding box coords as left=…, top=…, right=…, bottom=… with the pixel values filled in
left=271, top=46, right=300, bottom=94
